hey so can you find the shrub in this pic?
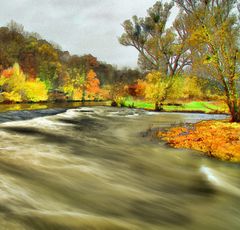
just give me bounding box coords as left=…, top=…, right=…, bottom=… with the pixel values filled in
left=24, top=80, right=48, bottom=102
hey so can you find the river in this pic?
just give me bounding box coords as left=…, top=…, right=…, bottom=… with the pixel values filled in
left=0, top=106, right=239, bottom=230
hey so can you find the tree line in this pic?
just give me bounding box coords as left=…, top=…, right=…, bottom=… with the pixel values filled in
left=0, top=20, right=143, bottom=103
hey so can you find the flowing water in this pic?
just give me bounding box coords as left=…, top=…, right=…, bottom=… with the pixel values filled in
left=0, top=106, right=239, bottom=230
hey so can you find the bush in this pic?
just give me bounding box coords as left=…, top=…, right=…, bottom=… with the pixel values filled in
left=0, top=63, right=48, bottom=102
left=24, top=80, right=48, bottom=102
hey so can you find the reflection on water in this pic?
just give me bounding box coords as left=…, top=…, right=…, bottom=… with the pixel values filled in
left=0, top=101, right=107, bottom=113
left=0, top=107, right=239, bottom=230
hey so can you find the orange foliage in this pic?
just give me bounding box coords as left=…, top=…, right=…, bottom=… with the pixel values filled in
left=98, top=88, right=110, bottom=100
left=86, top=69, right=100, bottom=99
left=1, top=68, right=14, bottom=78
left=127, top=84, right=138, bottom=96
left=158, top=121, right=240, bottom=162
left=126, top=80, right=147, bottom=97
left=135, top=79, right=147, bottom=97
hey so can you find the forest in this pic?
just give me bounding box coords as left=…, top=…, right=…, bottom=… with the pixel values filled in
left=0, top=20, right=142, bottom=103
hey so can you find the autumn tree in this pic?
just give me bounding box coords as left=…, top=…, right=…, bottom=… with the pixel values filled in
left=144, top=72, right=169, bottom=109
left=86, top=69, right=100, bottom=100
left=0, top=63, right=48, bottom=102
left=119, top=1, right=192, bottom=73
left=119, top=1, right=192, bottom=110
left=0, top=63, right=25, bottom=102
left=143, top=72, right=201, bottom=106
left=0, top=24, right=25, bottom=71
left=67, top=68, right=85, bottom=100
left=175, top=0, right=240, bottom=121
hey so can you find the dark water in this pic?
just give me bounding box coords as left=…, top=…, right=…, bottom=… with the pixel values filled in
left=0, top=107, right=239, bottom=230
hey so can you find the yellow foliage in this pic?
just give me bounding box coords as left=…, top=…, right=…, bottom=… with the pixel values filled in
left=0, top=63, right=48, bottom=102
left=72, top=88, right=83, bottom=100
left=38, top=44, right=58, bottom=60
left=145, top=71, right=170, bottom=102
left=158, top=121, right=240, bottom=162
left=182, top=77, right=203, bottom=99
left=144, top=72, right=202, bottom=102
left=24, top=80, right=48, bottom=102
left=5, top=63, right=26, bottom=92
left=0, top=63, right=26, bottom=101
left=0, top=76, right=7, bottom=86
left=1, top=91, right=22, bottom=102
left=62, top=83, right=74, bottom=98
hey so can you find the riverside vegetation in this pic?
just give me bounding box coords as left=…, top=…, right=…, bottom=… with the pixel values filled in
left=117, top=0, right=240, bottom=162
left=158, top=121, right=240, bottom=162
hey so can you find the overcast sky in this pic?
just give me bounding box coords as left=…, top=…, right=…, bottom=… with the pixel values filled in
left=0, top=0, right=178, bottom=68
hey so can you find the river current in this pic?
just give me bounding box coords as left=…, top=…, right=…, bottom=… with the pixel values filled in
left=0, top=106, right=239, bottom=230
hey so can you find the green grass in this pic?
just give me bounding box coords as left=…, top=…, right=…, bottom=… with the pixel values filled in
left=163, top=101, right=220, bottom=113
left=122, top=98, right=227, bottom=113
left=123, top=99, right=155, bottom=109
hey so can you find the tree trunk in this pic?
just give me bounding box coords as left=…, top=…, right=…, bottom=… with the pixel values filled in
left=230, top=112, right=240, bottom=122
left=227, top=99, right=240, bottom=122
left=155, top=102, right=163, bottom=111
left=230, top=108, right=240, bottom=122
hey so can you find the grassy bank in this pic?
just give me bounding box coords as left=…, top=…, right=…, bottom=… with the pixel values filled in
left=121, top=98, right=228, bottom=114
left=157, top=120, right=240, bottom=163
left=120, top=98, right=240, bottom=163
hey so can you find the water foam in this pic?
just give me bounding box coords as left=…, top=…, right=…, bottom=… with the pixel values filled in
left=200, top=165, right=240, bottom=197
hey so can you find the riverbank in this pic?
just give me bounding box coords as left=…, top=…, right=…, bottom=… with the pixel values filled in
left=0, top=101, right=108, bottom=113
left=1, top=102, right=238, bottom=164
left=117, top=98, right=228, bottom=114
left=157, top=120, right=240, bottom=163
left=0, top=99, right=228, bottom=115
left=111, top=100, right=239, bottom=163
